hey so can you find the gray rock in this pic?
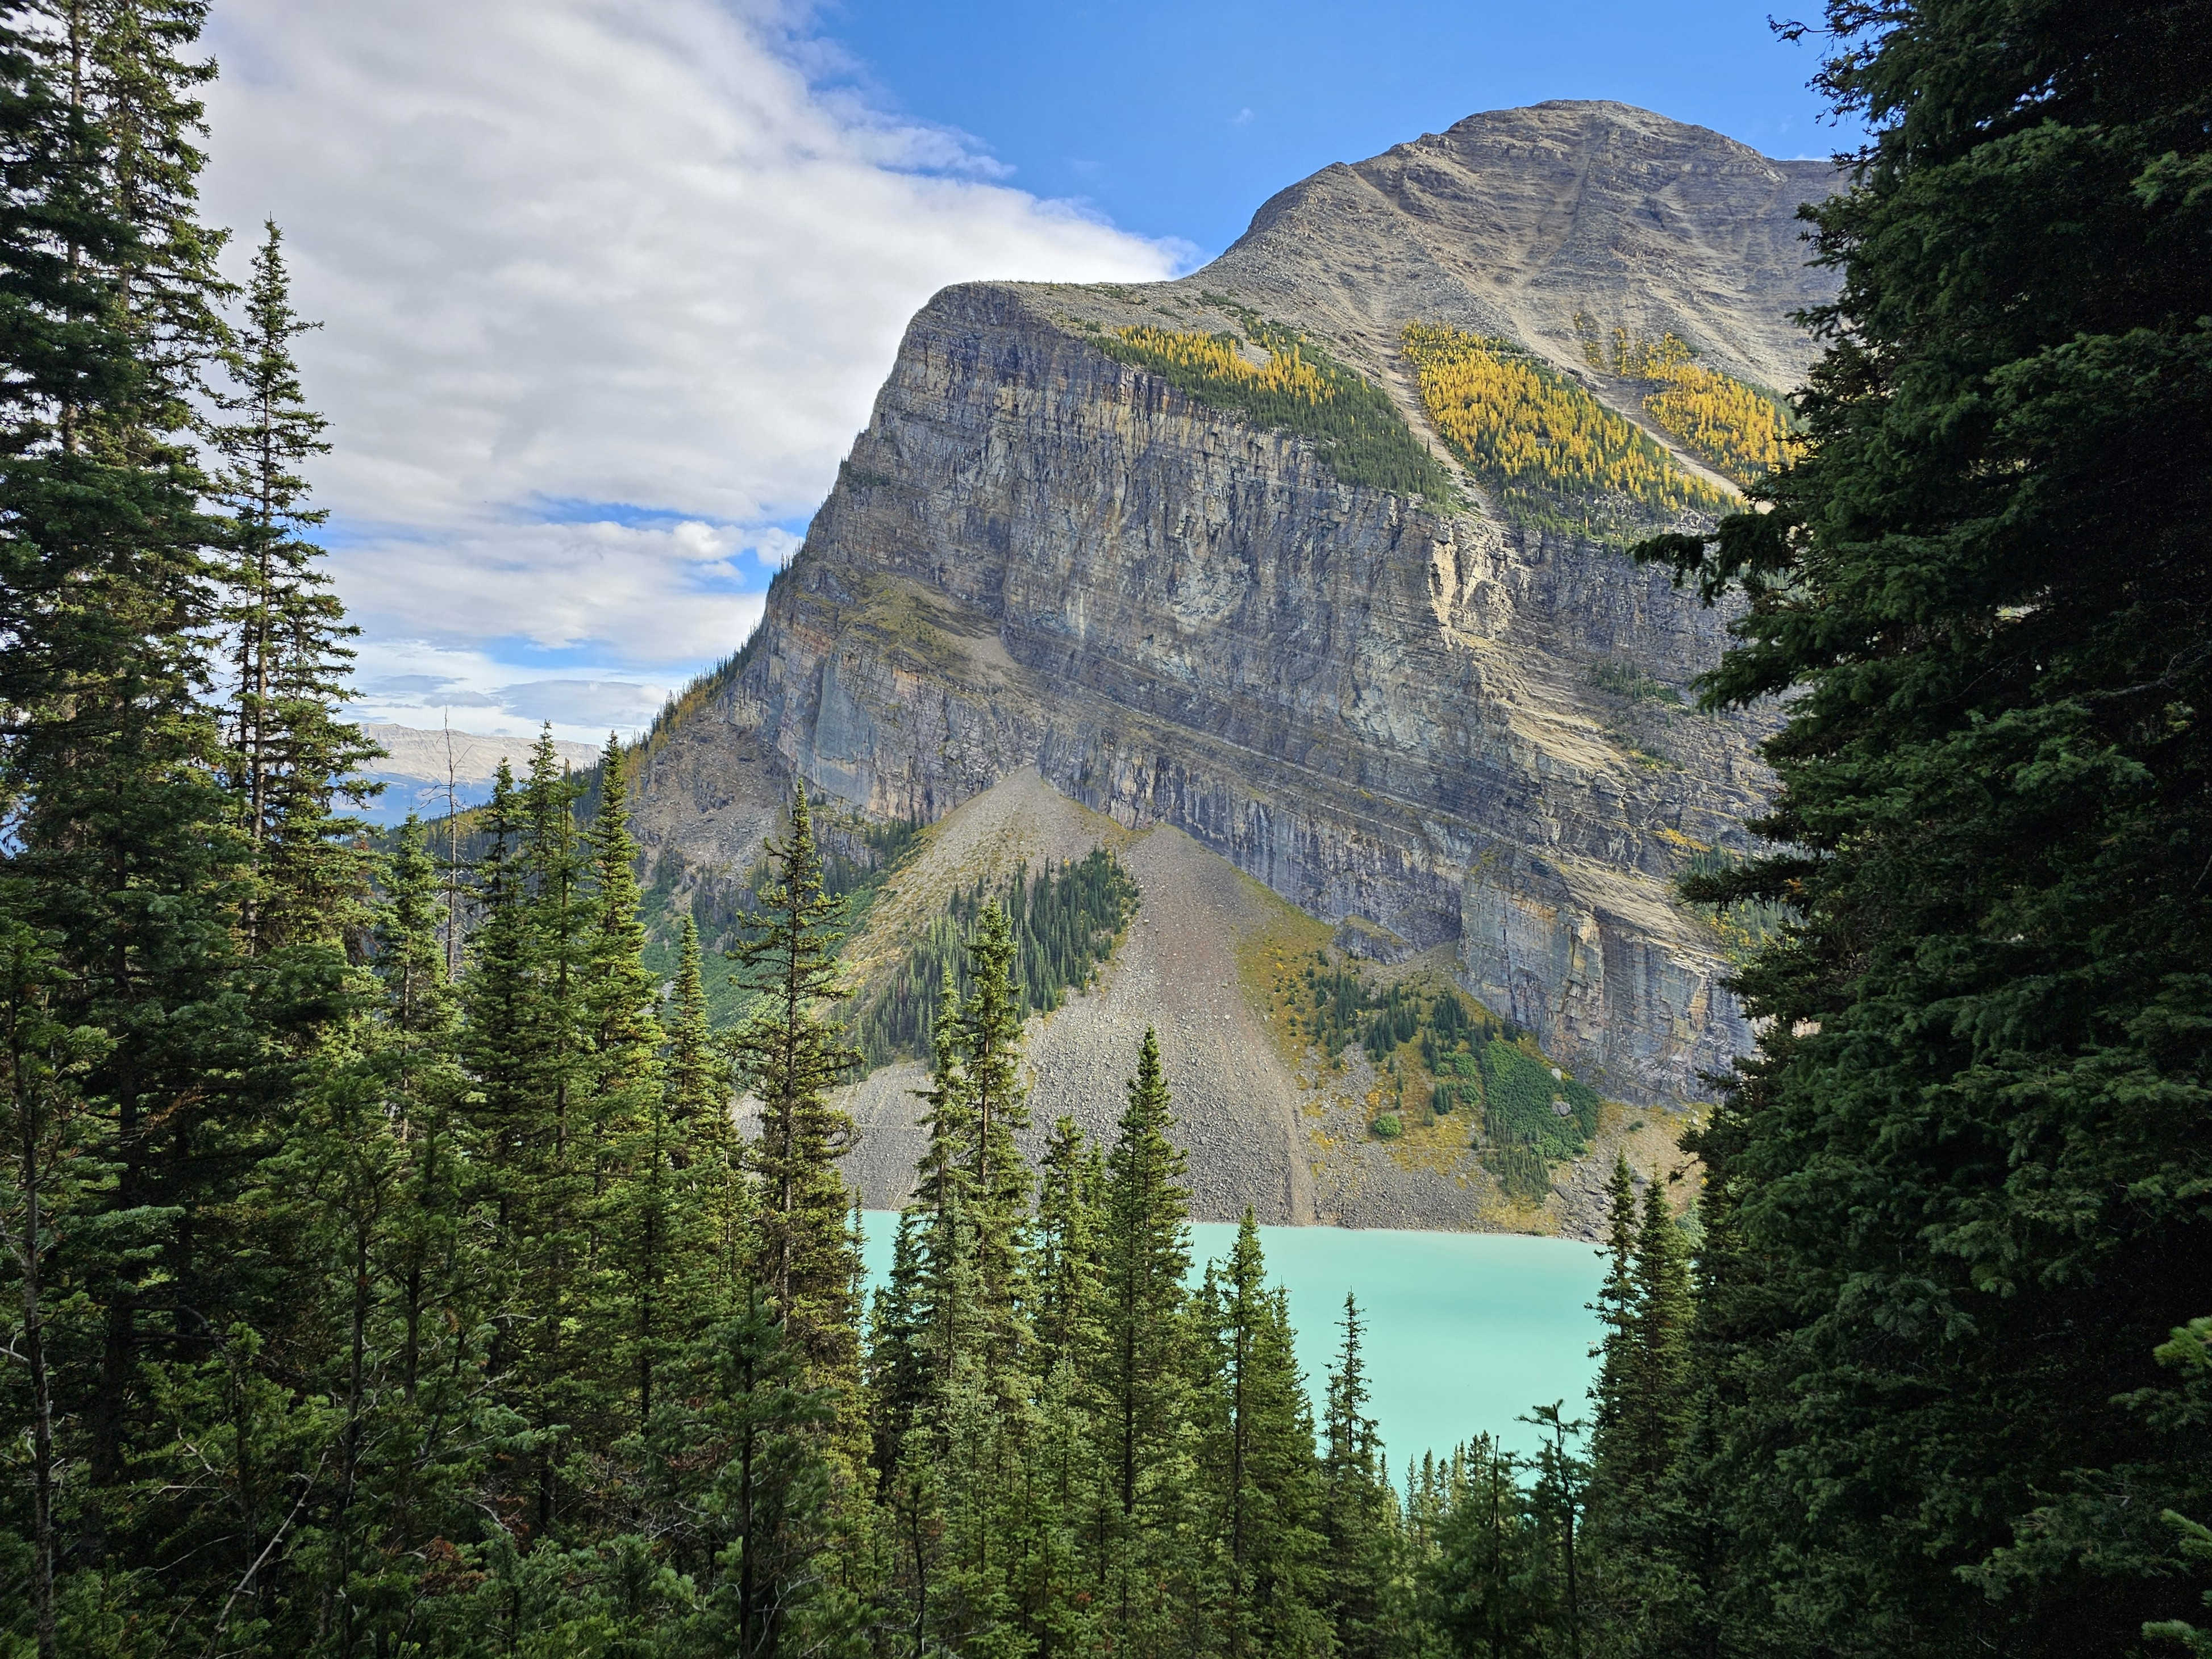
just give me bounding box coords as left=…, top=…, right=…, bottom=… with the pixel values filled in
left=632, top=102, right=1834, bottom=1111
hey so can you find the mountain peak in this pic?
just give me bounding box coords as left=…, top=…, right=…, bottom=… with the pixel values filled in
left=1207, top=99, right=1835, bottom=395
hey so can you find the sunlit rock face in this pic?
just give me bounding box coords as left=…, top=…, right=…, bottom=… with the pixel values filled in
left=633, top=101, right=1835, bottom=1108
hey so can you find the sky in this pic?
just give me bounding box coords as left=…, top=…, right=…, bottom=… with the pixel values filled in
left=199, top=0, right=1849, bottom=746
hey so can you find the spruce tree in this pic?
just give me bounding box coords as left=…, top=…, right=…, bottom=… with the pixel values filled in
left=1585, top=1152, right=1636, bottom=1462
left=664, top=911, right=748, bottom=1315
left=0, top=10, right=296, bottom=1600
left=730, top=782, right=863, bottom=1388
left=1322, top=1291, right=1398, bottom=1659
left=652, top=1289, right=852, bottom=1659
left=1623, top=1178, right=1690, bottom=1488
left=0, top=919, right=107, bottom=1659
left=1635, top=0, right=2212, bottom=1645
left=460, top=759, right=585, bottom=1534
left=1093, top=1027, right=1197, bottom=1645
left=1422, top=1436, right=1557, bottom=1658
left=949, top=901, right=1031, bottom=1376
left=1197, top=1211, right=1330, bottom=1659
left=209, top=219, right=374, bottom=954
left=664, top=911, right=722, bottom=1128
left=581, top=736, right=682, bottom=1427
left=1032, top=1114, right=1101, bottom=1377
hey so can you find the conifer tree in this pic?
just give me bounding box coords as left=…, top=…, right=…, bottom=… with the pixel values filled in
left=867, top=1207, right=931, bottom=1484
left=1623, top=1178, right=1691, bottom=1490
left=1198, top=1211, right=1330, bottom=1659
left=459, top=759, right=584, bottom=1533
left=1585, top=1152, right=1636, bottom=1457
left=664, top=911, right=721, bottom=1127
left=1094, top=1027, right=1197, bottom=1643
left=582, top=736, right=683, bottom=1426
left=1633, top=0, right=2212, bottom=1645
left=1, top=919, right=108, bottom=1659
left=0, top=0, right=249, bottom=1522
left=664, top=911, right=748, bottom=1314
left=948, top=901, right=1031, bottom=1373
left=730, top=783, right=863, bottom=1387
left=1322, top=1291, right=1398, bottom=1659
left=521, top=723, right=590, bottom=1173
left=1422, top=1436, right=1557, bottom=1658
left=1032, top=1114, right=1101, bottom=1377
left=209, top=219, right=374, bottom=954
left=655, top=1289, right=853, bottom=1659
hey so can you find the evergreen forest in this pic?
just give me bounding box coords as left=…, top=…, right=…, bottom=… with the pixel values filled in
left=2, top=0, right=2209, bottom=1656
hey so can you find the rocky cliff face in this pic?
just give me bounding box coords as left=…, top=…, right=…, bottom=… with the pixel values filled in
left=633, top=101, right=1836, bottom=1110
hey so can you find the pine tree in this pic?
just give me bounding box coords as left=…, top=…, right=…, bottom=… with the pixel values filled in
left=730, top=782, right=863, bottom=1388
left=1632, top=0, right=2212, bottom=1647
left=1093, top=1027, right=1197, bottom=1647
left=209, top=219, right=374, bottom=954
left=1321, top=1291, right=1398, bottom=1659
left=1197, top=1211, right=1330, bottom=1659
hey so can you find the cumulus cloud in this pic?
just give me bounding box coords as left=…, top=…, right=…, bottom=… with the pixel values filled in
left=499, top=679, right=673, bottom=729
left=335, top=517, right=767, bottom=662
left=201, top=0, right=1182, bottom=677
left=343, top=639, right=673, bottom=746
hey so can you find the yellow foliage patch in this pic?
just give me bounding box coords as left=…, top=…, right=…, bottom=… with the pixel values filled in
left=1401, top=323, right=1734, bottom=533
left=1577, top=319, right=1804, bottom=487
left=1111, top=324, right=1332, bottom=404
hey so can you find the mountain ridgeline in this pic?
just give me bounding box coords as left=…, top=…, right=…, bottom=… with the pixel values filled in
left=631, top=101, right=1837, bottom=1228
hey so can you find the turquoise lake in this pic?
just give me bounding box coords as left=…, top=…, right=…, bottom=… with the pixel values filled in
left=859, top=1214, right=1605, bottom=1475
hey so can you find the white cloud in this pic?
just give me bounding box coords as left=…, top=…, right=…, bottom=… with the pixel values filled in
left=744, top=523, right=806, bottom=569
left=201, top=0, right=1181, bottom=676
left=334, top=517, right=765, bottom=662
left=344, top=638, right=677, bottom=748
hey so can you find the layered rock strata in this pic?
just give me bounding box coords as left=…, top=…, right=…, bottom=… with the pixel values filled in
left=632, top=101, right=1837, bottom=1110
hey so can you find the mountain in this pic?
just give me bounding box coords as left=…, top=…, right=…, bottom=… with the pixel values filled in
left=630, top=101, right=1838, bottom=1231
left=356, top=723, right=602, bottom=826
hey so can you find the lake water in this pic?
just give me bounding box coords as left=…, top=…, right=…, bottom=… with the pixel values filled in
left=859, top=1213, right=1605, bottom=1474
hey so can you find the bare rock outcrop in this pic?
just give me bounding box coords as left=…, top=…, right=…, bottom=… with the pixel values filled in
left=632, top=101, right=1836, bottom=1118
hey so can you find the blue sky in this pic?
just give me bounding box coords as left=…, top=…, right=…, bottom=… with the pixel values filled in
left=202, top=0, right=1848, bottom=745
left=820, top=0, right=1851, bottom=253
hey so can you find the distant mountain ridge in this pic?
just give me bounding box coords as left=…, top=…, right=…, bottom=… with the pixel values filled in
left=358, top=723, right=601, bottom=825
left=627, top=102, right=1837, bottom=1232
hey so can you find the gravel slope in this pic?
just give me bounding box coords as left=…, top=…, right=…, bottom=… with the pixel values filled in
left=828, top=770, right=1694, bottom=1236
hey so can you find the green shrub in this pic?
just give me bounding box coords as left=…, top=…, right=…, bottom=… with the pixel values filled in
left=1371, top=1114, right=1403, bottom=1140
